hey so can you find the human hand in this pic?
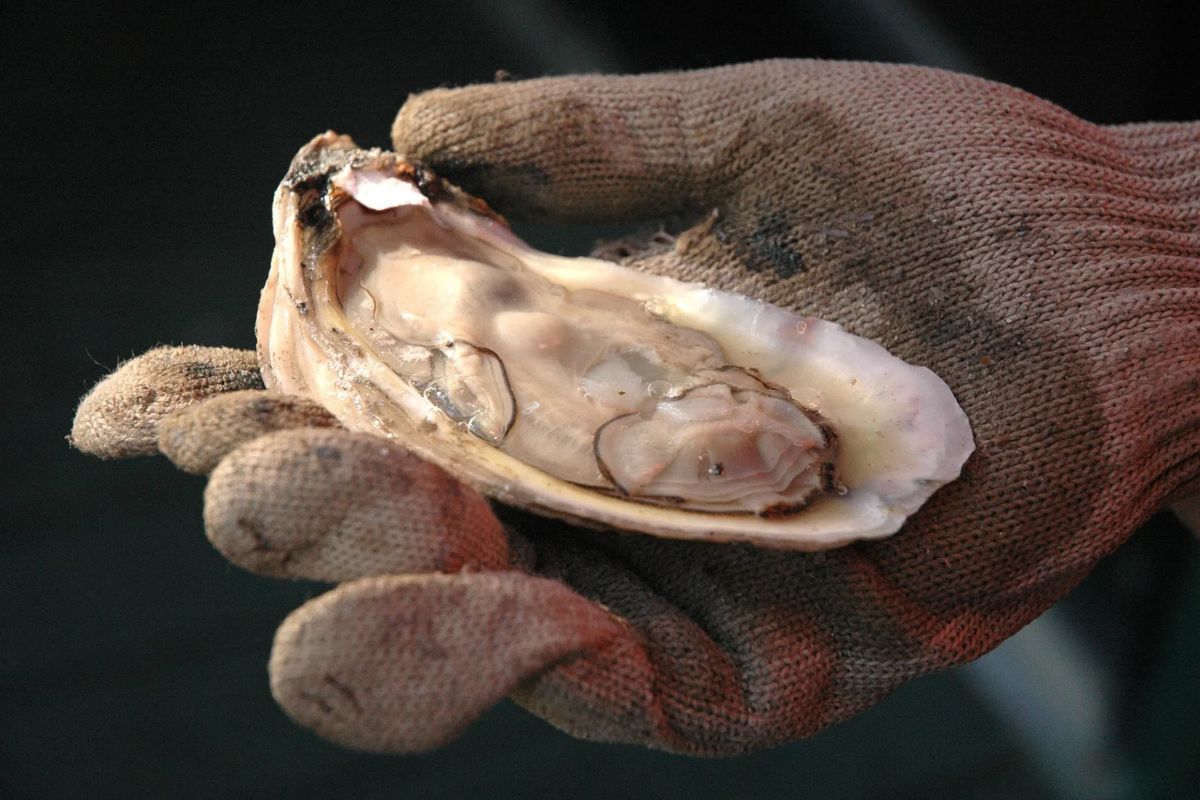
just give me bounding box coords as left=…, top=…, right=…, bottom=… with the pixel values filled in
left=73, top=60, right=1200, bottom=755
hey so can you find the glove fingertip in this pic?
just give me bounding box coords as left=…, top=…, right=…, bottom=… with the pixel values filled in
left=390, top=76, right=707, bottom=223
left=390, top=87, right=454, bottom=160
left=157, top=390, right=337, bottom=475
left=268, top=573, right=625, bottom=752
left=71, top=345, right=262, bottom=459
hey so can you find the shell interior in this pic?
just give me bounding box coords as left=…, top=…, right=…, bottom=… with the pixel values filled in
left=257, top=133, right=975, bottom=549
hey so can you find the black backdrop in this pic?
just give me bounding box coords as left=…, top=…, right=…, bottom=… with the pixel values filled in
left=4, top=1, right=1198, bottom=797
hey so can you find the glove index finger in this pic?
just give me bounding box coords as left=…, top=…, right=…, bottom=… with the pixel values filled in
left=392, top=66, right=756, bottom=224
left=70, top=345, right=263, bottom=459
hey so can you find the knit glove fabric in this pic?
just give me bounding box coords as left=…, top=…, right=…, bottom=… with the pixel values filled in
left=72, top=60, right=1200, bottom=756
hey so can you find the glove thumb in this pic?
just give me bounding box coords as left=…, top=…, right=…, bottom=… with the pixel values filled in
left=390, top=65, right=784, bottom=223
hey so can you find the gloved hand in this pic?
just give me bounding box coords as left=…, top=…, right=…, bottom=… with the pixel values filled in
left=71, top=60, right=1200, bottom=756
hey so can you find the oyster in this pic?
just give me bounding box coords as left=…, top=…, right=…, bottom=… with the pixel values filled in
left=257, top=132, right=974, bottom=549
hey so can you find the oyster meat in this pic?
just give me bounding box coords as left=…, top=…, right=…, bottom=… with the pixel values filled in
left=257, top=132, right=974, bottom=549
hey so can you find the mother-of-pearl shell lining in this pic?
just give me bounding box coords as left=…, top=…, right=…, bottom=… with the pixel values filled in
left=257, top=134, right=974, bottom=548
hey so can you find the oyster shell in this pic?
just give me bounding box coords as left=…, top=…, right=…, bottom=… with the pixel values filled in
left=257, top=132, right=974, bottom=549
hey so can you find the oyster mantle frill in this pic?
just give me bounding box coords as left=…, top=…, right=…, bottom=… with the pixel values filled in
left=257, top=133, right=974, bottom=549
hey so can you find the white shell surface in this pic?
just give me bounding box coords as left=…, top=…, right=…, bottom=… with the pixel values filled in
left=257, top=133, right=975, bottom=549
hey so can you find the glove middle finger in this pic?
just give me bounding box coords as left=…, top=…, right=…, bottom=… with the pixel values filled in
left=158, top=388, right=338, bottom=475
left=204, top=427, right=512, bottom=581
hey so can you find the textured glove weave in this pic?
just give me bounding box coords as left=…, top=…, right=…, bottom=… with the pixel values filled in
left=73, top=61, right=1198, bottom=756
left=392, top=61, right=1200, bottom=753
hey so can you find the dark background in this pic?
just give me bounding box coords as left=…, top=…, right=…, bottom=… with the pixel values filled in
left=3, top=1, right=1198, bottom=797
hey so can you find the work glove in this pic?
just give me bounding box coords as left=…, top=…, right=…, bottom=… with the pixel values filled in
left=71, top=60, right=1200, bottom=756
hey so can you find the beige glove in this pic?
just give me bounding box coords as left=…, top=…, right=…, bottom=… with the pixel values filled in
left=72, top=60, right=1200, bottom=756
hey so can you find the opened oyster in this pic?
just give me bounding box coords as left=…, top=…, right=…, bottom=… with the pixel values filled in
left=257, top=132, right=973, bottom=549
